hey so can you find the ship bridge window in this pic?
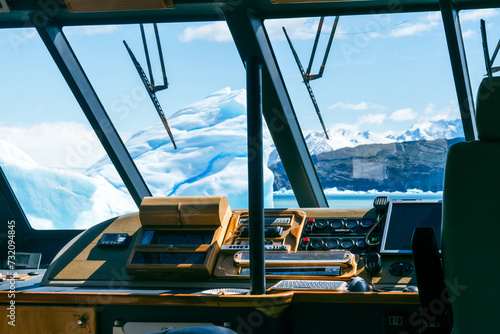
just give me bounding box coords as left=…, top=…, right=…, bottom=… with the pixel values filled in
left=0, top=27, right=136, bottom=230
left=64, top=22, right=261, bottom=212
left=265, top=11, right=470, bottom=207
left=2, top=10, right=495, bottom=230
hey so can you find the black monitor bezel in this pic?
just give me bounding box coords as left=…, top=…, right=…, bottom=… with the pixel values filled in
left=380, top=200, right=442, bottom=255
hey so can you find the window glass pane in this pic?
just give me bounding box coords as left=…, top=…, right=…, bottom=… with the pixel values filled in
left=0, top=28, right=135, bottom=229
left=460, top=8, right=500, bottom=93
left=266, top=12, right=465, bottom=207
left=64, top=23, right=265, bottom=210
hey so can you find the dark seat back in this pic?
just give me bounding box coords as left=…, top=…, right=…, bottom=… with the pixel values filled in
left=442, top=76, right=500, bottom=333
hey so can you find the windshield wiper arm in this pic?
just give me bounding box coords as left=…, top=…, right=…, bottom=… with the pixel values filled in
left=123, top=23, right=176, bottom=149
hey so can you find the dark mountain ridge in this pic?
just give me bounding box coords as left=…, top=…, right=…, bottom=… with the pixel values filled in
left=270, top=137, right=465, bottom=192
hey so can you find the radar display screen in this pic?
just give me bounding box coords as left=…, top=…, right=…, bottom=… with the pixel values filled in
left=381, top=200, right=442, bottom=254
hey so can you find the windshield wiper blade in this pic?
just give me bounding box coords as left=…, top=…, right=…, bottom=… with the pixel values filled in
left=283, top=16, right=340, bottom=139
left=283, top=24, right=329, bottom=139
left=123, top=39, right=177, bottom=149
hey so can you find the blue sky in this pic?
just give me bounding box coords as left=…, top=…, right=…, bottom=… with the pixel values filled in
left=0, top=8, right=499, bottom=169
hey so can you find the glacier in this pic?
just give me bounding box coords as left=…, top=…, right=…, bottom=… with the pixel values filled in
left=0, top=140, right=135, bottom=229
left=88, top=87, right=274, bottom=210
left=1, top=88, right=274, bottom=229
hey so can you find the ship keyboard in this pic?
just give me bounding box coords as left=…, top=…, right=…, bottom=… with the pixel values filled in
left=271, top=279, right=347, bottom=291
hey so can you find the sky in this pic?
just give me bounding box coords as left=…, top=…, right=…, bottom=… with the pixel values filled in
left=0, top=7, right=499, bottom=172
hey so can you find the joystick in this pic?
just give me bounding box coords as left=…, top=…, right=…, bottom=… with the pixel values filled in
left=347, top=277, right=371, bottom=292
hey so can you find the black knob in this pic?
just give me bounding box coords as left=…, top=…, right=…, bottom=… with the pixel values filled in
left=314, top=219, right=328, bottom=229
left=310, top=239, right=324, bottom=249
left=325, top=240, right=338, bottom=249
left=340, top=239, right=354, bottom=249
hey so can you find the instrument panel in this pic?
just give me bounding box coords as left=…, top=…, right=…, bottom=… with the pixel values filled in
left=298, top=216, right=381, bottom=254
left=41, top=196, right=419, bottom=289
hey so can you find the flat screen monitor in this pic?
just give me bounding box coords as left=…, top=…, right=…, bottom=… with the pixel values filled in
left=380, top=200, right=442, bottom=254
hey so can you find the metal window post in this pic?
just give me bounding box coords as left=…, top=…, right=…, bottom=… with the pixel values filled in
left=247, top=56, right=266, bottom=295
left=439, top=0, right=478, bottom=141
left=226, top=9, right=328, bottom=208
left=34, top=20, right=152, bottom=207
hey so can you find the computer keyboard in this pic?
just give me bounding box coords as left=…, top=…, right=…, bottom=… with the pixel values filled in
left=271, top=279, right=347, bottom=291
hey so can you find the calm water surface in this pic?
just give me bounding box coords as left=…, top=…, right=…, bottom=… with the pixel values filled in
left=273, top=192, right=442, bottom=208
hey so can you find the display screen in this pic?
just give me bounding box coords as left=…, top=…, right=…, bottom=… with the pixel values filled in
left=380, top=201, right=442, bottom=254
left=131, top=252, right=206, bottom=265
left=139, top=231, right=214, bottom=245
left=13, top=252, right=41, bottom=269
left=15, top=254, right=30, bottom=268
left=97, top=233, right=130, bottom=248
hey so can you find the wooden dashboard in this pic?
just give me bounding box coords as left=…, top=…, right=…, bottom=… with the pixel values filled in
left=0, top=196, right=425, bottom=334
left=36, top=196, right=416, bottom=288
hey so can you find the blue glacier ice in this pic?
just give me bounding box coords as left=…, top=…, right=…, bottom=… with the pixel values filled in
left=87, top=87, right=274, bottom=210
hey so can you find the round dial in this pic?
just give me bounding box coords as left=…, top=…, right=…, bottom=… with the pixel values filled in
left=310, top=239, right=324, bottom=249
left=340, top=239, right=354, bottom=249
left=325, top=240, right=338, bottom=249
left=329, top=219, right=343, bottom=229
left=360, top=219, right=374, bottom=228
left=314, top=219, right=328, bottom=229
left=345, top=219, right=358, bottom=229
left=356, top=239, right=366, bottom=249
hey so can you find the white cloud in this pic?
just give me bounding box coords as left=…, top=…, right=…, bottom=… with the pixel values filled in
left=462, top=29, right=476, bottom=39
left=329, top=101, right=384, bottom=111
left=8, top=28, right=37, bottom=41
left=460, top=9, right=499, bottom=22
left=2, top=28, right=37, bottom=52
left=266, top=17, right=345, bottom=41
left=424, top=103, right=436, bottom=115
left=327, top=123, right=361, bottom=132
left=420, top=102, right=460, bottom=122
left=178, top=17, right=345, bottom=43
left=389, top=13, right=440, bottom=37
left=390, top=108, right=417, bottom=121
left=0, top=122, right=106, bottom=169
left=427, top=12, right=442, bottom=23
left=27, top=215, right=55, bottom=230
left=179, top=22, right=232, bottom=43
left=83, top=25, right=120, bottom=36
left=358, top=113, right=386, bottom=124
left=429, top=102, right=460, bottom=122
left=63, top=25, right=121, bottom=37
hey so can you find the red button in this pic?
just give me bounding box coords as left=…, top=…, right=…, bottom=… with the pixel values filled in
left=303, top=237, right=310, bottom=242
left=308, top=218, right=315, bottom=223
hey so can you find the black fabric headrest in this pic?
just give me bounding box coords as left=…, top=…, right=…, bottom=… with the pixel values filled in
left=476, top=77, right=500, bottom=141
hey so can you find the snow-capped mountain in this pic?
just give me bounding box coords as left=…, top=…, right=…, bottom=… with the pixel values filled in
left=306, top=128, right=393, bottom=156
left=267, top=128, right=392, bottom=167
left=269, top=118, right=465, bottom=166
left=385, top=118, right=464, bottom=142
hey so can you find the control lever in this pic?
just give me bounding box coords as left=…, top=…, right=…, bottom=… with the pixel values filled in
left=347, top=277, right=371, bottom=292
left=364, top=252, right=382, bottom=276
left=365, top=252, right=382, bottom=291
left=365, top=196, right=389, bottom=247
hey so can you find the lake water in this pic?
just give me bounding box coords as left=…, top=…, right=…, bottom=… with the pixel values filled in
left=273, top=191, right=442, bottom=208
